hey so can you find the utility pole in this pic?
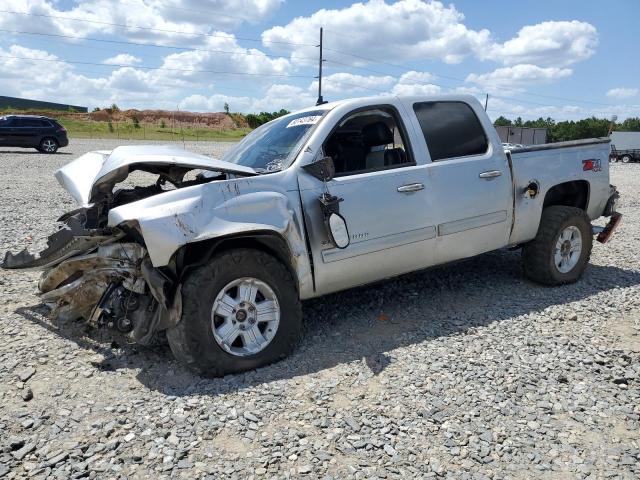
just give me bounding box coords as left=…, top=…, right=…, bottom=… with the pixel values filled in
left=608, top=115, right=617, bottom=137
left=484, top=93, right=489, bottom=111
left=316, top=27, right=326, bottom=105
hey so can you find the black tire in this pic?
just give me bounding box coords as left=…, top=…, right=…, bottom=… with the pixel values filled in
left=522, top=206, right=593, bottom=285
left=166, top=248, right=302, bottom=377
left=621, top=155, right=631, bottom=163
left=39, top=137, right=59, bottom=153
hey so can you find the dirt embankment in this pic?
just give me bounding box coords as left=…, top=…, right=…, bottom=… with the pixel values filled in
left=90, top=109, right=247, bottom=129
left=4, top=109, right=248, bottom=130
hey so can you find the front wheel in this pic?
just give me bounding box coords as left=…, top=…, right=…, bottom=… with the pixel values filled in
left=621, top=155, right=631, bottom=163
left=167, top=248, right=302, bottom=377
left=523, top=206, right=593, bottom=285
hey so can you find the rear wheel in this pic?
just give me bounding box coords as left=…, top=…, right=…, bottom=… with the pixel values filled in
left=39, top=137, right=58, bottom=153
left=166, top=248, right=302, bottom=377
left=621, top=155, right=631, bottom=163
left=523, top=206, right=593, bottom=285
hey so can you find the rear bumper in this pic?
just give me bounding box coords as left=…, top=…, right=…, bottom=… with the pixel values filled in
left=596, top=212, right=622, bottom=244
left=57, top=135, right=69, bottom=147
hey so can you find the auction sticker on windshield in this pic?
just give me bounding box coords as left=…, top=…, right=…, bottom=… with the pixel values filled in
left=286, top=115, right=323, bottom=128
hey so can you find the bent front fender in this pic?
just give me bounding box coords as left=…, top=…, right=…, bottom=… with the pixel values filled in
left=108, top=185, right=312, bottom=296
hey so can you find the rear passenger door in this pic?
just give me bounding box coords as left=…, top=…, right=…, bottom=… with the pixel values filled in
left=409, top=101, right=512, bottom=264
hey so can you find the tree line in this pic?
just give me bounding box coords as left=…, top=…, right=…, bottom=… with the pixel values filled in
left=494, top=116, right=640, bottom=143
left=244, top=109, right=291, bottom=128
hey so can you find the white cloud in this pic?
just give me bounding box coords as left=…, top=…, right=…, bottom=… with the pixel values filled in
left=466, top=64, right=572, bottom=88
left=397, top=71, right=435, bottom=84
left=158, top=34, right=291, bottom=81
left=0, top=0, right=283, bottom=43
left=390, top=71, right=440, bottom=95
left=391, top=83, right=441, bottom=96
left=180, top=84, right=315, bottom=113
left=152, top=0, right=283, bottom=27
left=606, top=88, right=639, bottom=99
left=180, top=93, right=254, bottom=112
left=103, top=54, right=142, bottom=65
left=309, top=73, right=395, bottom=95
left=262, top=0, right=491, bottom=65
left=0, top=44, right=171, bottom=108
left=484, top=21, right=597, bottom=67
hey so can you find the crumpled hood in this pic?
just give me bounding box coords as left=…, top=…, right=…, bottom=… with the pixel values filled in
left=55, top=145, right=256, bottom=206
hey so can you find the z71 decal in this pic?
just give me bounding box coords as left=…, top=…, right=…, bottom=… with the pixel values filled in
left=582, top=158, right=602, bottom=172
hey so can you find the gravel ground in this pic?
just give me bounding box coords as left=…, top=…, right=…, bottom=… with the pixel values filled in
left=0, top=139, right=638, bottom=479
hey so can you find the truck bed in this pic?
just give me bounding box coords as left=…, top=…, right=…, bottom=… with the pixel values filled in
left=507, top=137, right=611, bottom=245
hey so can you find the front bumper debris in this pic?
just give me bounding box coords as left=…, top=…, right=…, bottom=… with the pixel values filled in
left=39, top=243, right=147, bottom=322
left=2, top=216, right=123, bottom=271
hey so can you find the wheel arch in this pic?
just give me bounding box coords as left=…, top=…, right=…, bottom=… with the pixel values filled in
left=543, top=180, right=590, bottom=211
left=174, top=231, right=304, bottom=295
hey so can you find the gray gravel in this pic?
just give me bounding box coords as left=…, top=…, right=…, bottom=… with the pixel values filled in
left=1, top=139, right=639, bottom=479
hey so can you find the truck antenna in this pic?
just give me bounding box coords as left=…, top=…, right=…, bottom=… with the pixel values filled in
left=316, top=27, right=327, bottom=106
left=484, top=93, right=489, bottom=111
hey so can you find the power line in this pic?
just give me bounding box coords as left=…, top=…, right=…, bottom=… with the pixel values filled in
left=0, top=9, right=316, bottom=47
left=0, top=55, right=315, bottom=79
left=0, top=10, right=623, bottom=110
left=324, top=59, right=468, bottom=95
left=0, top=28, right=318, bottom=62
left=115, top=0, right=257, bottom=24
left=324, top=46, right=617, bottom=108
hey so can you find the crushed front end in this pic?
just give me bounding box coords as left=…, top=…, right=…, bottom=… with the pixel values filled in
left=1, top=145, right=256, bottom=344
left=2, top=197, right=182, bottom=344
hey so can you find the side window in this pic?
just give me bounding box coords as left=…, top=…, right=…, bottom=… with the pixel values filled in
left=324, top=106, right=414, bottom=176
left=12, top=118, right=27, bottom=127
left=413, top=102, right=488, bottom=161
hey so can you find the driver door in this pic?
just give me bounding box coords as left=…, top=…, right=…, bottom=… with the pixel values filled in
left=298, top=105, right=437, bottom=296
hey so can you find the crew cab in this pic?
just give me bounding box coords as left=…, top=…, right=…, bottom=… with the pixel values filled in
left=2, top=95, right=622, bottom=377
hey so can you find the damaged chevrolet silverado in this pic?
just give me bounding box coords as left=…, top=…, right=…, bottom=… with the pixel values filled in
left=2, top=95, right=622, bottom=377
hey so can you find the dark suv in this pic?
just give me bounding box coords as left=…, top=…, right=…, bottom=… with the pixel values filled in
left=0, top=115, right=69, bottom=153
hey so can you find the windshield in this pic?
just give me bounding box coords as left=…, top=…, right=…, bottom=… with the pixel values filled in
left=220, top=110, right=326, bottom=172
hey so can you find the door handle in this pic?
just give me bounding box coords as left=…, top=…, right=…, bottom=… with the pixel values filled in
left=479, top=170, right=502, bottom=179
left=397, top=183, right=424, bottom=193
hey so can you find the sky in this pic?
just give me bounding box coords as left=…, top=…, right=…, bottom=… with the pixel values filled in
left=0, top=0, right=638, bottom=120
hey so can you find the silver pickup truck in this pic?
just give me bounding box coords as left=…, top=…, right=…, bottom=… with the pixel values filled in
left=2, top=95, right=622, bottom=377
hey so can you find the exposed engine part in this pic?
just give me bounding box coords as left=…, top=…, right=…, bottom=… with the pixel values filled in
left=38, top=243, right=147, bottom=322
left=91, top=282, right=144, bottom=333
left=31, top=240, right=182, bottom=344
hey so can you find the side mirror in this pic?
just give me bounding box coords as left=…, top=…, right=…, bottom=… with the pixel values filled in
left=302, top=156, right=335, bottom=182
left=327, top=212, right=350, bottom=249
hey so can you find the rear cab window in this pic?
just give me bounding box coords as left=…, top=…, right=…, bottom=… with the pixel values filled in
left=413, top=101, right=488, bottom=161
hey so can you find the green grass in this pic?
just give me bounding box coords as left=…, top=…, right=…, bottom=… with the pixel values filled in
left=57, top=118, right=251, bottom=142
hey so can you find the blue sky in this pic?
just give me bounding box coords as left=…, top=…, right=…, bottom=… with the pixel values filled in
left=1, top=0, right=638, bottom=120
